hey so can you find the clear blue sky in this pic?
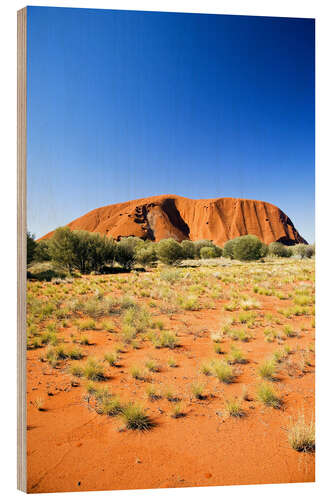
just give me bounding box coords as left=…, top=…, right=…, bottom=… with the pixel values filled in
left=27, top=7, right=315, bottom=242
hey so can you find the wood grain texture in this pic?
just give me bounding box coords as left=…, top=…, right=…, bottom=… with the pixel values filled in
left=17, top=6, right=27, bottom=493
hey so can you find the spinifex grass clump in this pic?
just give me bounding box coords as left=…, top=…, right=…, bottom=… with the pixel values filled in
left=213, top=343, right=223, bottom=354
left=165, top=388, right=179, bottom=402
left=238, top=311, right=256, bottom=325
left=200, top=360, right=213, bottom=376
left=34, top=397, right=45, bottom=411
left=258, top=359, right=278, bottom=380
left=123, top=305, right=151, bottom=334
left=152, top=331, right=177, bottom=349
left=284, top=345, right=292, bottom=355
left=97, top=397, right=123, bottom=417
left=178, top=294, right=200, bottom=311
left=100, top=320, right=115, bottom=332
left=211, top=332, right=223, bottom=343
left=213, top=360, right=234, bottom=384
left=227, top=345, right=247, bottom=364
left=170, top=403, right=185, bottom=419
left=191, top=382, right=206, bottom=400
left=46, top=345, right=67, bottom=366
left=130, top=365, right=145, bottom=380
left=224, top=301, right=238, bottom=312
left=83, top=358, right=106, bottom=381
left=240, top=298, right=260, bottom=311
left=257, top=382, right=282, bottom=408
left=29, top=337, right=42, bottom=350
left=95, top=389, right=123, bottom=416
left=79, top=335, right=90, bottom=345
left=283, top=325, right=297, bottom=338
left=85, top=381, right=98, bottom=397
left=152, top=319, right=164, bottom=330
left=104, top=352, right=118, bottom=366
left=229, top=329, right=251, bottom=342
left=287, top=414, right=315, bottom=452
left=145, top=384, right=162, bottom=401
left=41, top=331, right=59, bottom=346
left=145, top=359, right=160, bottom=372
left=167, top=357, right=177, bottom=368
left=121, top=403, right=153, bottom=430
left=279, top=305, right=310, bottom=318
left=69, top=363, right=84, bottom=378
left=294, top=295, right=313, bottom=307
left=225, top=397, right=243, bottom=417
left=241, top=384, right=251, bottom=401
left=121, top=324, right=137, bottom=344
left=273, top=350, right=286, bottom=364
left=77, top=318, right=96, bottom=331
left=81, top=297, right=108, bottom=318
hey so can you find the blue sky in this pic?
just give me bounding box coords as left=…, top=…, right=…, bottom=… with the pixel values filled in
left=27, top=7, right=315, bottom=242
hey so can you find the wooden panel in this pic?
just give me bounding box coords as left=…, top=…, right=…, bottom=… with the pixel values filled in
left=17, top=6, right=27, bottom=493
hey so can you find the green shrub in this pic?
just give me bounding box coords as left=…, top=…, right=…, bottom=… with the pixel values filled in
left=193, top=240, right=213, bottom=257
left=115, top=238, right=137, bottom=270
left=48, top=227, right=77, bottom=273
left=306, top=244, right=315, bottom=258
left=293, top=244, right=315, bottom=259
left=48, top=227, right=115, bottom=274
left=180, top=240, right=196, bottom=259
left=135, top=244, right=157, bottom=267
left=27, top=261, right=67, bottom=281
left=200, top=246, right=216, bottom=259
left=224, top=235, right=268, bottom=261
left=214, top=245, right=223, bottom=257
left=269, top=242, right=293, bottom=258
left=223, top=238, right=238, bottom=259
left=234, top=235, right=268, bottom=261
left=27, top=232, right=36, bottom=264
left=156, top=239, right=184, bottom=265
left=34, top=240, right=51, bottom=262
left=84, top=232, right=115, bottom=272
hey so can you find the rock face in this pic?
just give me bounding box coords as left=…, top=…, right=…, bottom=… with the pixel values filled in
left=41, top=194, right=307, bottom=246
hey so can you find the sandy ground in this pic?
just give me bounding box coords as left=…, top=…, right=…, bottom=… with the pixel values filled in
left=26, top=260, right=315, bottom=493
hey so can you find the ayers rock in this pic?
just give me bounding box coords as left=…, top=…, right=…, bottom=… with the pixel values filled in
left=41, top=195, right=307, bottom=246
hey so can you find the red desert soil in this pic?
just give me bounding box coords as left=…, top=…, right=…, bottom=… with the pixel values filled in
left=40, top=194, right=307, bottom=246
left=26, top=260, right=314, bottom=493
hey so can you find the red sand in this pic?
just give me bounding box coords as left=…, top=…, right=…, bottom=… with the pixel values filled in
left=26, top=270, right=314, bottom=493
